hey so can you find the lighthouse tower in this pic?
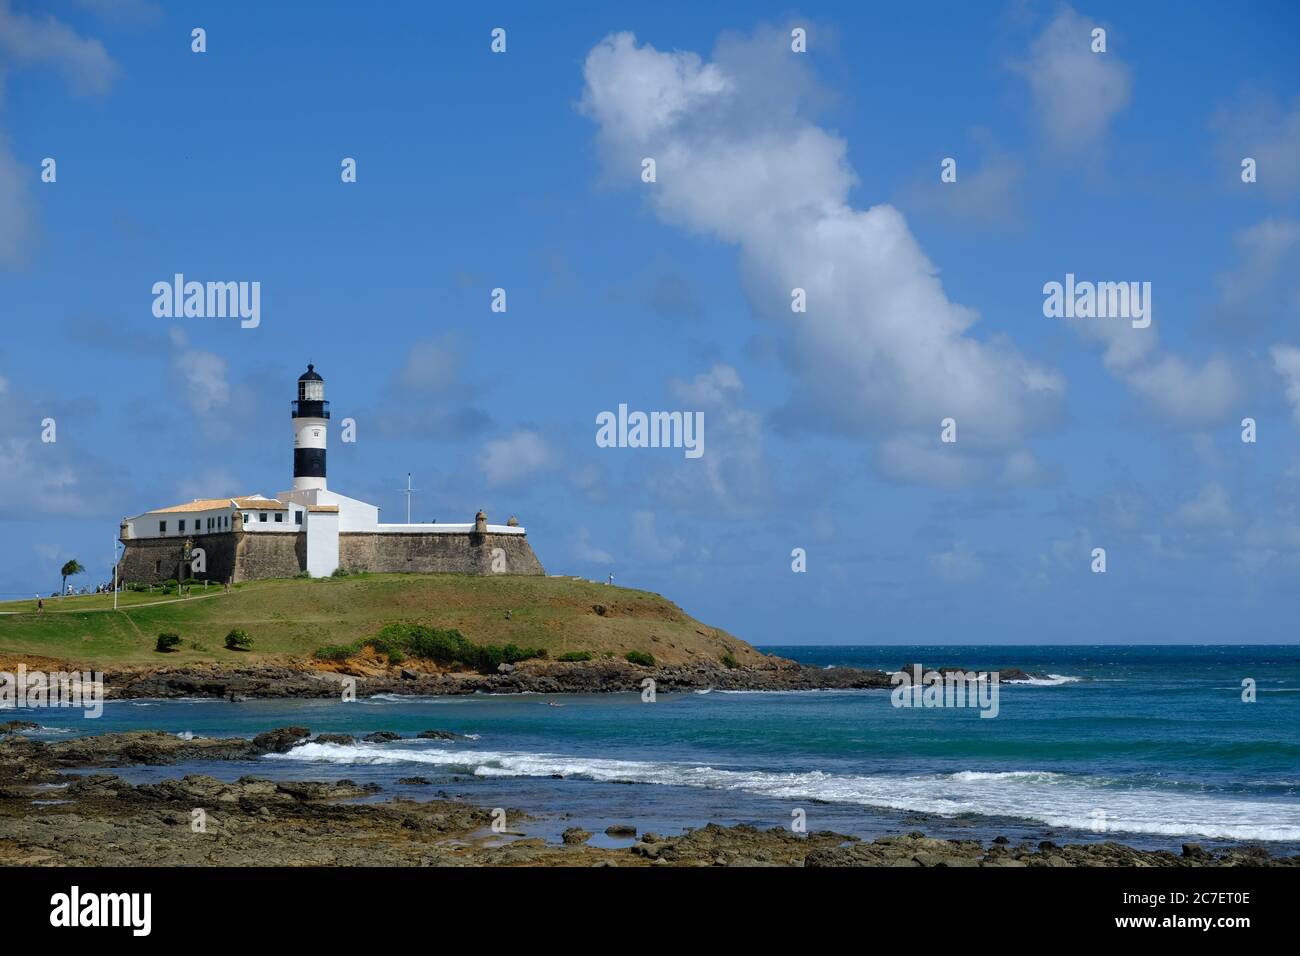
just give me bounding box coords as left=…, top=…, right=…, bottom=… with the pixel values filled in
left=292, top=364, right=329, bottom=491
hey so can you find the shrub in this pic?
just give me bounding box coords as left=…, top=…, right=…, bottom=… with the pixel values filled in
left=314, top=644, right=353, bottom=661
left=331, top=566, right=350, bottom=577
left=557, top=651, right=593, bottom=662
left=161, top=579, right=178, bottom=589
left=224, top=628, right=253, bottom=651
left=155, top=632, right=181, bottom=653
left=720, top=653, right=739, bottom=669
left=387, top=649, right=405, bottom=665
left=364, top=623, right=546, bottom=673
left=625, top=650, right=655, bottom=667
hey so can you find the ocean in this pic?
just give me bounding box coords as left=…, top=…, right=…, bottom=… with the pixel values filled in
left=18, top=645, right=1300, bottom=852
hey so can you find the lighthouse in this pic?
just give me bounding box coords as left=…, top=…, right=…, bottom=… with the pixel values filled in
left=292, top=364, right=329, bottom=491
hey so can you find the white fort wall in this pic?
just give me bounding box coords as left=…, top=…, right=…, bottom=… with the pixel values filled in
left=305, top=509, right=340, bottom=577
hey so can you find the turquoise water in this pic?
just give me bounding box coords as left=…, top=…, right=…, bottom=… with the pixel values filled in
left=16, top=645, right=1300, bottom=851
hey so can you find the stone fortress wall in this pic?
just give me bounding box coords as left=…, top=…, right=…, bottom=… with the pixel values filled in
left=118, top=528, right=544, bottom=584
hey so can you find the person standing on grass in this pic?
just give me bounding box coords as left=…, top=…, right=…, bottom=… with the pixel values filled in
left=37, top=597, right=44, bottom=613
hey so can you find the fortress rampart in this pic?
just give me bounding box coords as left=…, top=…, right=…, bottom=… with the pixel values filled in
left=118, top=529, right=544, bottom=584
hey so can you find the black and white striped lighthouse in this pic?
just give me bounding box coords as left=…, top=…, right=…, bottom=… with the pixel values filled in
left=292, top=363, right=329, bottom=491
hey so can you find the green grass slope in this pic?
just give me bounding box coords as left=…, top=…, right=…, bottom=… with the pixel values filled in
left=0, top=573, right=760, bottom=669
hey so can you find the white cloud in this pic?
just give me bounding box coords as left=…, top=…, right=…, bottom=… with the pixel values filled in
left=480, top=429, right=556, bottom=487
left=875, top=436, right=1055, bottom=490
left=168, top=328, right=230, bottom=414
left=1213, top=219, right=1300, bottom=339
left=906, top=129, right=1024, bottom=230
left=0, top=0, right=118, bottom=95
left=875, top=435, right=979, bottom=489
left=0, top=135, right=35, bottom=268
left=395, top=337, right=461, bottom=393
left=580, top=29, right=1064, bottom=489
left=0, top=2, right=117, bottom=267
left=1176, top=483, right=1234, bottom=529
left=651, top=363, right=770, bottom=512
left=0, top=368, right=116, bottom=518
left=1271, top=345, right=1300, bottom=424
left=1119, top=354, right=1240, bottom=428
left=629, top=509, right=683, bottom=563
left=1069, top=303, right=1241, bottom=429
left=929, top=541, right=983, bottom=583
left=1211, top=96, right=1300, bottom=199
left=669, top=363, right=743, bottom=407
left=1013, top=6, right=1131, bottom=155
left=573, top=527, right=614, bottom=564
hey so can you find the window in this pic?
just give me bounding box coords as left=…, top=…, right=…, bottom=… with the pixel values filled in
left=155, top=560, right=161, bottom=573
left=275, top=512, right=284, bottom=523
left=295, top=511, right=303, bottom=525
left=242, top=513, right=249, bottom=524
left=179, top=519, right=186, bottom=532
left=159, top=520, right=167, bottom=534
left=259, top=513, right=267, bottom=522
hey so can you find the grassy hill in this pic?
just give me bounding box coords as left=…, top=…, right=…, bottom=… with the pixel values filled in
left=0, top=573, right=761, bottom=670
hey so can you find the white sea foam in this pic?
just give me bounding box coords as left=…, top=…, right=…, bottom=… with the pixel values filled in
left=267, top=742, right=1300, bottom=842
left=1004, top=674, right=1082, bottom=686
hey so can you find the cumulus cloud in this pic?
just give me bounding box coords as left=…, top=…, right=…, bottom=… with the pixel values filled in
left=0, top=134, right=34, bottom=268
left=650, top=363, right=771, bottom=513
left=629, top=509, right=683, bottom=563
left=1068, top=302, right=1241, bottom=429
left=1213, top=219, right=1300, bottom=340
left=1211, top=96, right=1300, bottom=198
left=1176, top=483, right=1234, bottom=529
left=479, top=429, right=556, bottom=487
left=369, top=335, right=492, bottom=440
left=0, top=0, right=118, bottom=94
left=168, top=329, right=230, bottom=414
left=1013, top=6, right=1131, bottom=155
left=573, top=527, right=614, bottom=564
left=395, top=337, right=462, bottom=393
left=1119, top=354, right=1240, bottom=428
left=0, top=2, right=117, bottom=267
left=875, top=435, right=1056, bottom=490
left=905, top=129, right=1024, bottom=230
left=0, top=367, right=119, bottom=518
left=580, top=28, right=1063, bottom=488
left=1271, top=345, right=1300, bottom=424
left=929, top=541, right=983, bottom=583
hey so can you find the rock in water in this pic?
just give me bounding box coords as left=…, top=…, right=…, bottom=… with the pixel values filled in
left=251, top=727, right=311, bottom=754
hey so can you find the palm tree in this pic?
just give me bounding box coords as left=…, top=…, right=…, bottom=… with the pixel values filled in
left=60, top=559, right=85, bottom=598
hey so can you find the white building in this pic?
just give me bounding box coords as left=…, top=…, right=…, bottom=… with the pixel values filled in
left=120, top=364, right=529, bottom=579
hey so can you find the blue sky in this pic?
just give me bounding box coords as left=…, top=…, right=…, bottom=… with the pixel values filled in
left=2, top=0, right=1299, bottom=643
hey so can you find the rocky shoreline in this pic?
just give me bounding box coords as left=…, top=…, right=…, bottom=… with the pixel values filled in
left=88, top=658, right=1040, bottom=701
left=1, top=726, right=1293, bottom=868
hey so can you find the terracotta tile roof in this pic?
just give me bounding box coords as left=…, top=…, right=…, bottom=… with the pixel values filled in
left=147, top=497, right=236, bottom=514
left=234, top=496, right=287, bottom=510
left=146, top=494, right=293, bottom=514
